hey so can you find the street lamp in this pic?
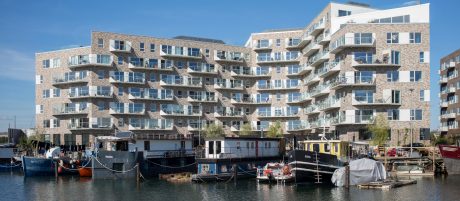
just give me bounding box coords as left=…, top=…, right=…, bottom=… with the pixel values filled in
left=409, top=88, right=414, bottom=157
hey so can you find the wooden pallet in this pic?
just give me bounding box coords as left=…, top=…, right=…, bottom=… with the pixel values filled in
left=357, top=180, right=417, bottom=189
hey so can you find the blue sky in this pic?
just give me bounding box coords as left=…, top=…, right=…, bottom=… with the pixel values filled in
left=0, top=0, right=456, bottom=131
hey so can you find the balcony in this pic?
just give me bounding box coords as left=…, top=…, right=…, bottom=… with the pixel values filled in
left=256, top=52, right=300, bottom=64
left=187, top=64, right=217, bottom=75
left=160, top=109, right=201, bottom=117
left=331, top=115, right=374, bottom=125
left=52, top=74, right=88, bottom=86
left=310, top=84, right=331, bottom=98
left=286, top=121, right=311, bottom=131
left=318, top=34, right=331, bottom=45
left=109, top=40, right=132, bottom=53
left=214, top=81, right=244, bottom=90
left=258, top=111, right=300, bottom=118
left=231, top=97, right=271, bottom=105
left=253, top=41, right=272, bottom=51
left=160, top=47, right=202, bottom=59
left=440, top=77, right=448, bottom=84
left=53, top=104, right=89, bottom=116
left=68, top=88, right=113, bottom=99
left=303, top=73, right=320, bottom=86
left=160, top=78, right=202, bottom=88
left=302, top=41, right=320, bottom=56
left=128, top=119, right=173, bottom=131
left=231, top=68, right=271, bottom=78
left=257, top=83, right=300, bottom=91
left=331, top=75, right=376, bottom=90
left=296, top=63, right=313, bottom=76
left=68, top=118, right=113, bottom=130
left=304, top=105, right=319, bottom=115
left=110, top=75, right=145, bottom=85
left=286, top=38, right=302, bottom=49
left=440, top=126, right=448, bottom=132
left=214, top=110, right=244, bottom=118
left=441, top=101, right=448, bottom=108
left=317, top=61, right=342, bottom=78
left=318, top=97, right=341, bottom=111
left=441, top=113, right=456, bottom=119
left=330, top=35, right=376, bottom=54
left=128, top=90, right=174, bottom=101
left=352, top=55, right=400, bottom=68
left=448, top=87, right=457, bottom=94
left=109, top=104, right=145, bottom=115
left=352, top=98, right=401, bottom=106
left=287, top=92, right=312, bottom=104
left=308, top=50, right=330, bottom=67
left=187, top=95, right=217, bottom=103
left=308, top=18, right=325, bottom=36
left=214, top=52, right=246, bottom=63
left=298, top=33, right=314, bottom=48
left=68, top=54, right=113, bottom=68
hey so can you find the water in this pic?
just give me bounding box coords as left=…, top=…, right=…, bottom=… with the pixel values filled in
left=1, top=172, right=459, bottom=201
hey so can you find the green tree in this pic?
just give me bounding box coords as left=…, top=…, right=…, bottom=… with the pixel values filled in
left=203, top=124, right=225, bottom=138
left=367, top=114, right=389, bottom=146
left=239, top=123, right=253, bottom=136
left=267, top=121, right=283, bottom=138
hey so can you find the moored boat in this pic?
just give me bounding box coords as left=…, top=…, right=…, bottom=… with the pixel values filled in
left=192, top=137, right=283, bottom=182
left=256, top=162, right=292, bottom=183
left=439, top=145, right=460, bottom=174
left=22, top=156, right=55, bottom=176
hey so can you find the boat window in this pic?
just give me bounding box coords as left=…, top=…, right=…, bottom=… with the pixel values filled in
left=324, top=144, right=330, bottom=152
left=268, top=142, right=271, bottom=148
left=335, top=143, right=339, bottom=153
left=113, top=163, right=124, bottom=172
left=216, top=141, right=221, bottom=154
left=251, top=142, right=255, bottom=149
left=313, top=144, right=320, bottom=152
left=209, top=141, right=214, bottom=154
left=144, top=141, right=150, bottom=151
left=247, top=142, right=249, bottom=148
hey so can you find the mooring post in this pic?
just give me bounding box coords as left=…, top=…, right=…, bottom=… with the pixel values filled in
left=54, top=161, right=58, bottom=178
left=233, top=164, right=238, bottom=184
left=345, top=165, right=350, bottom=188
left=432, top=147, right=435, bottom=173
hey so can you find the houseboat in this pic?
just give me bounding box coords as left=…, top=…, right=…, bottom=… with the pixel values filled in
left=192, top=137, right=283, bottom=182
left=288, top=139, right=350, bottom=184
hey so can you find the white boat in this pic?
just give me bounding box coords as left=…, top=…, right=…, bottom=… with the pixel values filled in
left=257, top=162, right=293, bottom=183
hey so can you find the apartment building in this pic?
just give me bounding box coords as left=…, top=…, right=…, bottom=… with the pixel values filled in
left=439, top=49, right=460, bottom=138
left=35, top=2, right=430, bottom=147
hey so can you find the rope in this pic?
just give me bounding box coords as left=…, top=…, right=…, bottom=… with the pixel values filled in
left=146, top=160, right=197, bottom=169
left=238, top=166, right=257, bottom=176
left=93, top=156, right=138, bottom=173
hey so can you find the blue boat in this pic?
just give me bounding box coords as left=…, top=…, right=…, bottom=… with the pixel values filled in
left=0, top=146, right=21, bottom=171
left=22, top=156, right=55, bottom=176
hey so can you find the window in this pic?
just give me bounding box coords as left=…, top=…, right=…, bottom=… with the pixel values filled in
left=52, top=119, right=60, bottom=128
left=118, top=87, right=123, bottom=96
left=420, top=90, right=425, bottom=101
left=276, top=66, right=281, bottom=73
left=387, top=71, right=399, bottom=82
left=410, top=71, right=422, bottom=82
left=354, top=90, right=374, bottom=103
left=98, top=38, right=104, bottom=48
left=38, top=75, right=43, bottom=84
left=42, top=89, right=50, bottom=98
left=208, top=141, right=214, bottom=154
left=140, top=42, right=144, bottom=51
left=52, top=58, right=60, bottom=68
left=392, top=90, right=401, bottom=104
left=338, top=10, right=351, bottom=17
left=97, top=70, right=104, bottom=79
left=410, top=109, right=423, bottom=120
left=419, top=52, right=425, bottom=63
left=150, top=104, right=157, bottom=112
left=420, top=128, right=430, bottom=140
left=410, top=32, right=421, bottom=44
left=118, top=118, right=124, bottom=127
left=276, top=39, right=281, bottom=46
left=276, top=93, right=281, bottom=101
left=38, top=105, right=44, bottom=114
left=387, top=109, right=399, bottom=120
left=205, top=49, right=210, bottom=57
left=42, top=59, right=50, bottom=68
left=150, top=44, right=155, bottom=52
left=43, top=120, right=51, bottom=128
left=118, top=56, right=123, bottom=65
left=386, top=32, right=399, bottom=44
left=144, top=141, right=150, bottom=151
left=175, top=61, right=184, bottom=69
left=150, top=73, right=156, bottom=82
left=391, top=50, right=400, bottom=64
left=53, top=89, right=60, bottom=97
left=98, top=102, right=104, bottom=111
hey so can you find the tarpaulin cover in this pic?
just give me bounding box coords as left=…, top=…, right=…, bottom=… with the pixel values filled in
left=331, top=158, right=387, bottom=187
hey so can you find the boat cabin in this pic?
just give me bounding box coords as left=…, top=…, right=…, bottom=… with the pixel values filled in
left=204, top=137, right=281, bottom=159
left=300, top=140, right=350, bottom=158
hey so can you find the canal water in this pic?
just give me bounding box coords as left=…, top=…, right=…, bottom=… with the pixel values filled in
left=0, top=172, right=458, bottom=201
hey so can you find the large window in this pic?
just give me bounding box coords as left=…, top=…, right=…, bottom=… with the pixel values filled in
left=354, top=90, right=373, bottom=103
left=410, top=109, right=423, bottom=120
left=410, top=71, right=422, bottom=82
left=386, top=32, right=399, bottom=44
left=387, top=109, right=400, bottom=120
left=410, top=32, right=422, bottom=44
left=387, top=71, right=399, bottom=82
left=391, top=51, right=400, bottom=64
left=338, top=10, right=351, bottom=17
left=419, top=52, right=425, bottom=63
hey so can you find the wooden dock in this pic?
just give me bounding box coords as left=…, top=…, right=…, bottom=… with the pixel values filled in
left=358, top=180, right=417, bottom=190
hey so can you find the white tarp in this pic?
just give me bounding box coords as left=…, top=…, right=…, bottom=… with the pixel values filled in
left=45, top=147, right=61, bottom=159
left=331, top=158, right=387, bottom=187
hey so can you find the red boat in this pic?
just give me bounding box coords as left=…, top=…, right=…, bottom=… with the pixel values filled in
left=439, top=145, right=460, bottom=175
left=78, top=167, right=92, bottom=177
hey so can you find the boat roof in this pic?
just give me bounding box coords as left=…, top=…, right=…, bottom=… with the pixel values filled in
left=205, top=136, right=280, bottom=141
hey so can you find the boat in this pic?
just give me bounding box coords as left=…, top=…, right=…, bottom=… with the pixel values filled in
left=256, top=162, right=293, bottom=183
left=0, top=144, right=21, bottom=171
left=22, top=147, right=61, bottom=176
left=78, top=166, right=92, bottom=177
left=192, top=137, right=283, bottom=182
left=288, top=139, right=350, bottom=184
left=438, top=145, right=460, bottom=175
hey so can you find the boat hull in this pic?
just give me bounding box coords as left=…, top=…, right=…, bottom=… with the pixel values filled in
left=287, top=150, right=342, bottom=184
left=22, top=156, right=55, bottom=177
left=439, top=145, right=460, bottom=175
left=78, top=167, right=92, bottom=177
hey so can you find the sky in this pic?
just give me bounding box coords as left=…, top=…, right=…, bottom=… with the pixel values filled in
left=0, top=0, right=456, bottom=132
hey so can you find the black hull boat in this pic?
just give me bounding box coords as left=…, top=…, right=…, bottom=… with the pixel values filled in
left=288, top=150, right=343, bottom=184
